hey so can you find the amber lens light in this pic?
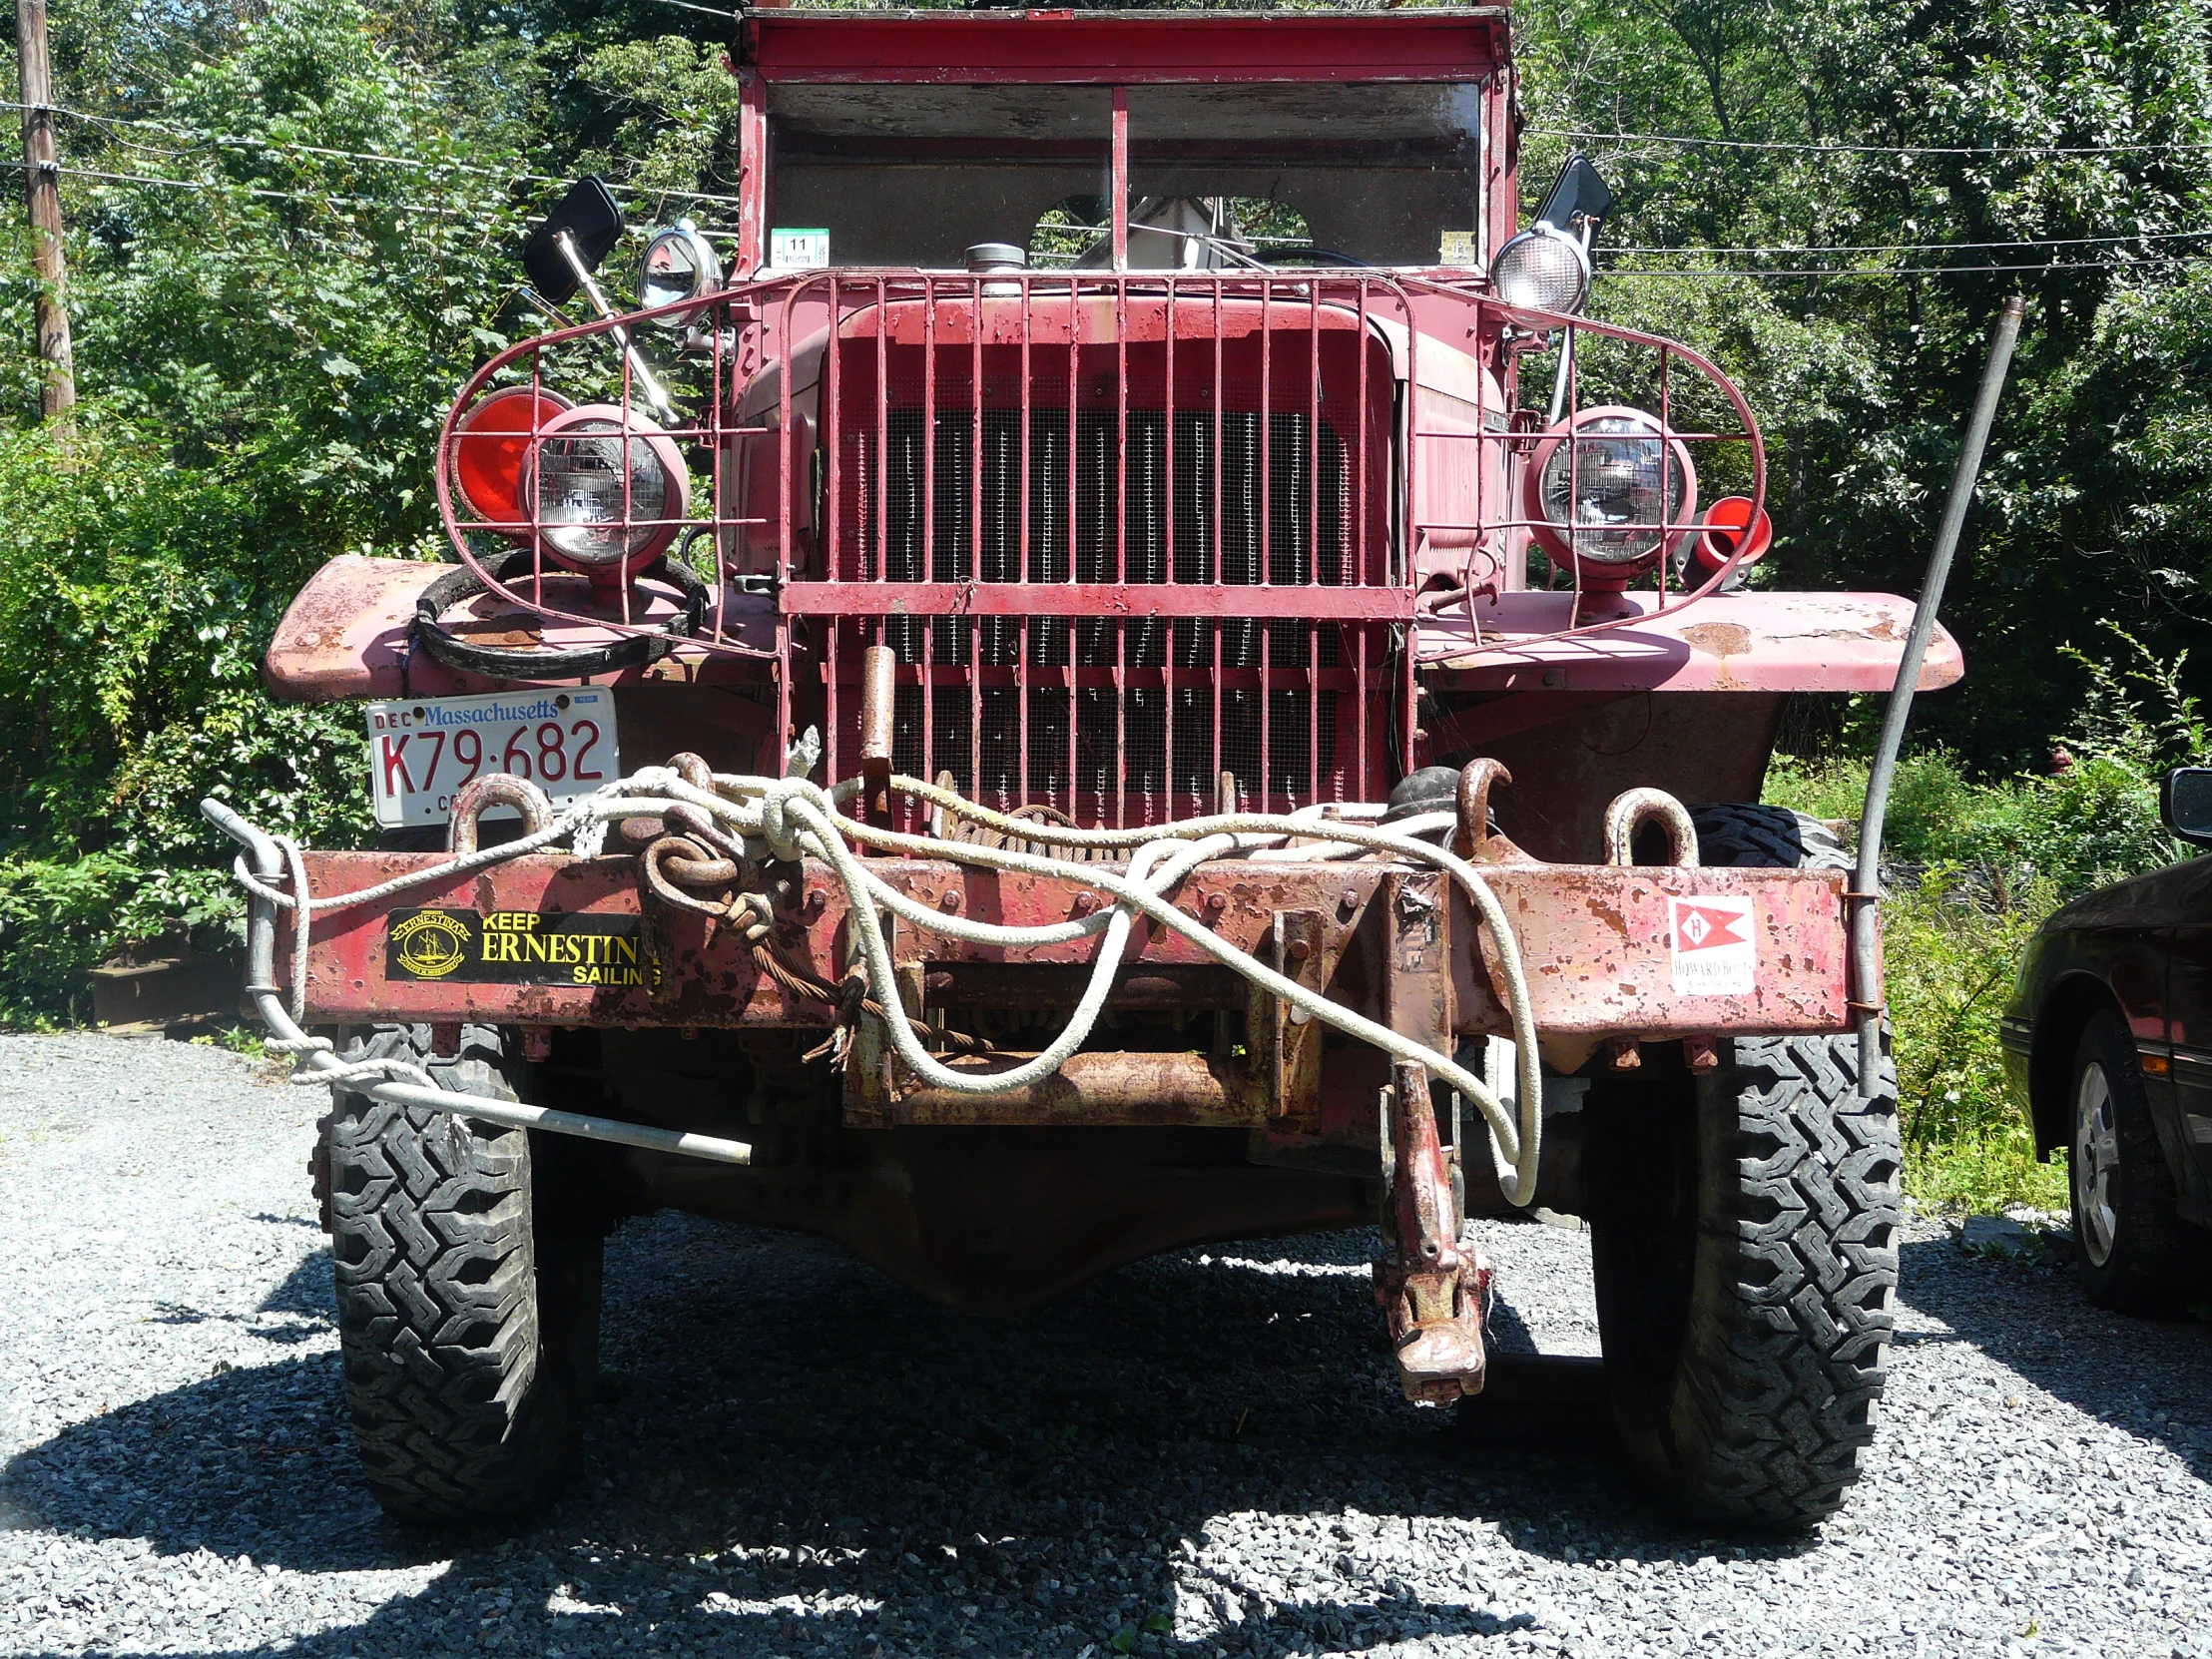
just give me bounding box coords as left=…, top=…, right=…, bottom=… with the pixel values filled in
left=1536, top=412, right=1685, bottom=565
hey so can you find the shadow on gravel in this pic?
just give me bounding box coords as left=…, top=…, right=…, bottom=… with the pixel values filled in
left=1897, top=1237, right=2212, bottom=1483
left=1, top=1215, right=1781, bottom=1659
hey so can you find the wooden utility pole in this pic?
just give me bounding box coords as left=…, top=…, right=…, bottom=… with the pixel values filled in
left=17, top=0, right=75, bottom=418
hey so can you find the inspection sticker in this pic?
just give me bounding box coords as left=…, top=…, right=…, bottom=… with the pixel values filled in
left=1669, top=895, right=1755, bottom=996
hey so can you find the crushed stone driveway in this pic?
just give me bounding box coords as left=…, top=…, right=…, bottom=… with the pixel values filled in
left=2, top=1032, right=2210, bottom=1659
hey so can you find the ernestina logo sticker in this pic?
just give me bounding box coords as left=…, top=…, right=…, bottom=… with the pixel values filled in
left=1670, top=895, right=1755, bottom=996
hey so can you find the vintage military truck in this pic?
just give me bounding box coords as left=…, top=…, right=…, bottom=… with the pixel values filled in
left=216, top=5, right=1957, bottom=1529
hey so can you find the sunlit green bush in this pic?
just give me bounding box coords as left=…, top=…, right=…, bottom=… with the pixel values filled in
left=1768, top=627, right=2204, bottom=1212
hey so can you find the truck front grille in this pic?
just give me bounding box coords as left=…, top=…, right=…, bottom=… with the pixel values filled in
left=794, top=283, right=1406, bottom=830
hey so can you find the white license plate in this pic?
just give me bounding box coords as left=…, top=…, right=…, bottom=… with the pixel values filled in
left=365, top=690, right=619, bottom=829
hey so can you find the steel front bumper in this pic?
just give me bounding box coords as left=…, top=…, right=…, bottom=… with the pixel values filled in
left=279, top=847, right=1855, bottom=1126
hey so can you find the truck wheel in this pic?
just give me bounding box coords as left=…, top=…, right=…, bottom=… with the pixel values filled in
left=1583, top=801, right=1901, bottom=1527
left=326, top=1023, right=602, bottom=1524
left=2069, top=1008, right=2191, bottom=1313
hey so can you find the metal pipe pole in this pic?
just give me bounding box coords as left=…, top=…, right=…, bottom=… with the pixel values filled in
left=1854, top=295, right=2024, bottom=1092
left=16, top=0, right=75, bottom=418
left=199, top=797, right=752, bottom=1168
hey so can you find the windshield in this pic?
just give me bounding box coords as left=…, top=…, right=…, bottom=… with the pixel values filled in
left=765, top=78, right=1489, bottom=271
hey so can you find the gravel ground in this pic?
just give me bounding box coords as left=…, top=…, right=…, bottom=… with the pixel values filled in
left=3, top=1032, right=2211, bottom=1659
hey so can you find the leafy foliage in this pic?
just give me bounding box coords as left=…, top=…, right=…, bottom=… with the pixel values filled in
left=1769, top=627, right=2204, bottom=1210
left=0, top=0, right=740, bottom=1012
left=1517, top=0, right=2212, bottom=770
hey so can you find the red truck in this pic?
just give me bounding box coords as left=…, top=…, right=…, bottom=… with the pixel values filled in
left=216, top=5, right=1958, bottom=1530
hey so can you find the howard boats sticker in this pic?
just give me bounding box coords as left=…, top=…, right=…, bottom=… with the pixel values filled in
left=387, top=908, right=659, bottom=988
left=1669, top=895, right=1756, bottom=996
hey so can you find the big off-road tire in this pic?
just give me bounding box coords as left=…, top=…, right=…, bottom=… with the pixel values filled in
left=1584, top=802, right=1902, bottom=1528
left=325, top=1023, right=603, bottom=1524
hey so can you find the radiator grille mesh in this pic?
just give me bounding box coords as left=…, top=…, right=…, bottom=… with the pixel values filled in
left=822, top=366, right=1386, bottom=828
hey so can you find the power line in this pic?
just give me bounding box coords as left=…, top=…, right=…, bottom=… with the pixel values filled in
left=0, top=156, right=483, bottom=219
left=1531, top=125, right=2212, bottom=157
left=1609, top=228, right=2212, bottom=256
left=641, top=0, right=738, bottom=18
left=1599, top=255, right=2209, bottom=277
left=0, top=99, right=748, bottom=209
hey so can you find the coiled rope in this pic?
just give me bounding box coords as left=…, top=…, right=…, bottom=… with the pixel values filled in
left=220, top=766, right=1545, bottom=1204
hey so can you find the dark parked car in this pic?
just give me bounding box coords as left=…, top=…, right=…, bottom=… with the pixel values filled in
left=2001, top=766, right=2212, bottom=1311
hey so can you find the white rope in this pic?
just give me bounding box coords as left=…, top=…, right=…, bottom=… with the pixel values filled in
left=276, top=833, right=312, bottom=1021
left=628, top=772, right=1544, bottom=1203
left=221, top=766, right=1547, bottom=1204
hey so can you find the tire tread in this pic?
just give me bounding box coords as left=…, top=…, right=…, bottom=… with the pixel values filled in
left=325, top=1023, right=595, bottom=1523
left=1663, top=1031, right=1901, bottom=1524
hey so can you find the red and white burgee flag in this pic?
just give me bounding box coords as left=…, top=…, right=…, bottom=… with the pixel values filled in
left=1669, top=895, right=1755, bottom=995
left=1673, top=901, right=1752, bottom=952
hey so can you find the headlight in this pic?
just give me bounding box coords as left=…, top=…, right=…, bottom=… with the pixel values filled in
left=1488, top=224, right=1589, bottom=314
left=522, top=403, right=691, bottom=578
left=1525, top=405, right=1698, bottom=583
left=639, top=220, right=723, bottom=322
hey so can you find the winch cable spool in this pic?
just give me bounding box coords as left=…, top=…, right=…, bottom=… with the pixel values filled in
left=204, top=767, right=1546, bottom=1205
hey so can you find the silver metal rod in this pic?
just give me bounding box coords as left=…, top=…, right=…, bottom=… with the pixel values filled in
left=555, top=230, right=675, bottom=419
left=1853, top=296, right=2024, bottom=1093
left=1545, top=223, right=1593, bottom=426
left=251, top=1001, right=754, bottom=1166
left=200, top=797, right=750, bottom=1167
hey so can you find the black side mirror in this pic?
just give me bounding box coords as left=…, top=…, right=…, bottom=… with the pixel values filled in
left=2161, top=766, right=2212, bottom=847
left=1533, top=154, right=1613, bottom=236
left=523, top=177, right=626, bottom=303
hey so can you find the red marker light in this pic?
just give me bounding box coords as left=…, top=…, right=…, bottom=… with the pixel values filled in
left=1693, top=495, right=1774, bottom=575
left=452, top=385, right=574, bottom=526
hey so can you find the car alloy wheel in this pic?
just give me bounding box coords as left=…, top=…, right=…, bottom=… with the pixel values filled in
left=2072, top=1058, right=2121, bottom=1268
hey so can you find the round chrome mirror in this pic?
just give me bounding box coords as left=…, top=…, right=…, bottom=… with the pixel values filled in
left=639, top=220, right=723, bottom=323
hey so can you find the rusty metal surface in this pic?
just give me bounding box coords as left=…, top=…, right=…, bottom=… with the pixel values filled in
left=1420, top=590, right=1964, bottom=694
left=920, top=962, right=1248, bottom=1010
left=261, top=554, right=780, bottom=701
left=1380, top=868, right=1455, bottom=1040
left=863, top=1050, right=1266, bottom=1126
left=284, top=847, right=1850, bottom=1041
left=1437, top=689, right=1784, bottom=865
left=262, top=555, right=439, bottom=701
left=1374, top=1059, right=1488, bottom=1401
left=1453, top=861, right=1850, bottom=1035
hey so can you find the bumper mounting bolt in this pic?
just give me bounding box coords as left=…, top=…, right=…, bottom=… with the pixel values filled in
left=1071, top=891, right=1098, bottom=916
left=938, top=888, right=961, bottom=912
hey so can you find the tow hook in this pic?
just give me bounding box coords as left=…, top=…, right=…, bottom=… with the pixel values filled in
left=1373, top=1058, right=1489, bottom=1402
